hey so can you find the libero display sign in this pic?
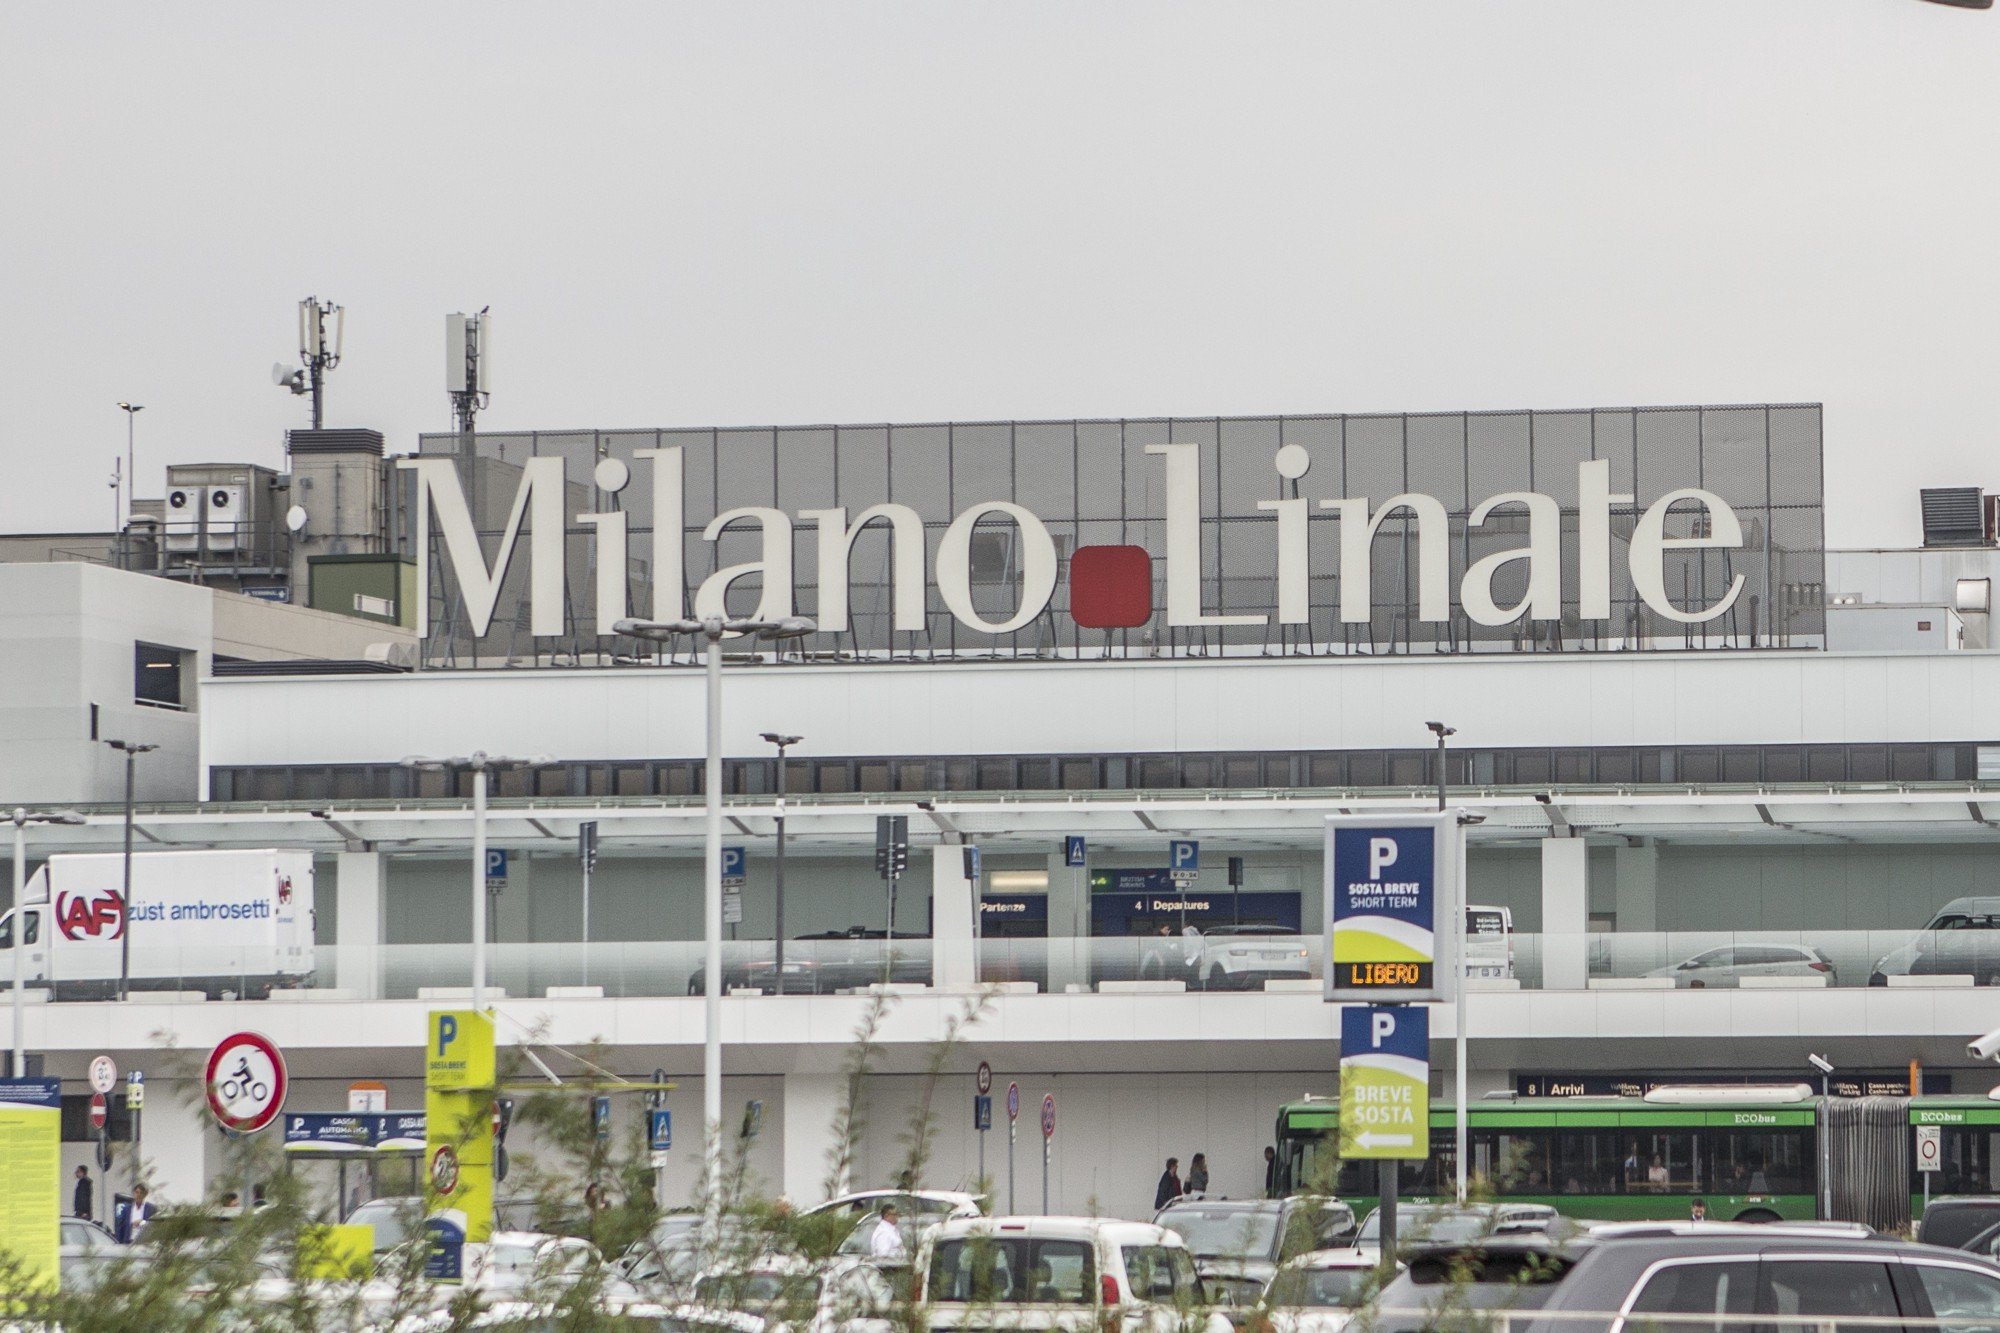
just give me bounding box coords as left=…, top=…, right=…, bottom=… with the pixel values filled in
left=403, top=405, right=1824, bottom=662
left=1324, top=812, right=1461, bottom=1004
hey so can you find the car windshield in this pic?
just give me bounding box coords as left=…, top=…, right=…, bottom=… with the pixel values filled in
left=1158, top=1207, right=1281, bottom=1259
left=695, top=1271, right=820, bottom=1308
left=1404, top=1249, right=1575, bottom=1289
left=927, top=1237, right=1094, bottom=1305
left=1267, top=1266, right=1377, bottom=1309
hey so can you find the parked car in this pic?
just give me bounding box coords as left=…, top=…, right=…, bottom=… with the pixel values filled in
left=462, top=1231, right=639, bottom=1304
left=1465, top=905, right=1516, bottom=980
left=693, top=930, right=932, bottom=995
left=1369, top=1232, right=1589, bottom=1333
left=918, top=1215, right=1232, bottom=1333
left=1254, top=1251, right=1396, bottom=1333
left=809, top=1188, right=984, bottom=1255
left=618, top=1218, right=760, bottom=1302
left=1872, top=898, right=2000, bottom=985
left=1349, top=1202, right=1561, bottom=1259
left=1645, top=943, right=1836, bottom=987
left=1921, top=1197, right=2000, bottom=1250
left=1175, top=926, right=1313, bottom=991
left=59, top=1216, right=135, bottom=1288
left=1152, top=1197, right=1357, bottom=1307
left=1519, top=1222, right=2000, bottom=1333
left=682, top=1253, right=898, bottom=1333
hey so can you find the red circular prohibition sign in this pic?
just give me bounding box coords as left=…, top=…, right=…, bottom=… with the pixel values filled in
left=204, top=1031, right=289, bottom=1133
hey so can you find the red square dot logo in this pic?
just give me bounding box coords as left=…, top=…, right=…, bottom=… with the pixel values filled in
left=1068, top=544, right=1153, bottom=629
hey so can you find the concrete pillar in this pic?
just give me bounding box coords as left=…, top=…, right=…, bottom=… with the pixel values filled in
left=781, top=1072, right=847, bottom=1204
left=1045, top=852, right=1090, bottom=992
left=1614, top=841, right=1660, bottom=933
left=334, top=851, right=385, bottom=999
left=933, top=846, right=977, bottom=990
left=1540, top=837, right=1590, bottom=990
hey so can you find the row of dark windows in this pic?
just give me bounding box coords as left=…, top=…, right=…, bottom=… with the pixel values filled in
left=208, top=742, right=1982, bottom=804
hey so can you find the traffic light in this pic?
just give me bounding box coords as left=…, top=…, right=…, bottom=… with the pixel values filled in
left=875, top=815, right=908, bottom=881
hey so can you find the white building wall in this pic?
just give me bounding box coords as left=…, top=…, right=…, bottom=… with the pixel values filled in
left=203, top=649, right=2000, bottom=774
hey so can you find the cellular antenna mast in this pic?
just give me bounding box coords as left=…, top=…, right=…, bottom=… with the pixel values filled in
left=446, top=308, right=492, bottom=435
left=272, top=296, right=344, bottom=429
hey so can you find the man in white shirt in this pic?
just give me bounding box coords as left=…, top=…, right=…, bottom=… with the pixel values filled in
left=869, top=1205, right=906, bottom=1261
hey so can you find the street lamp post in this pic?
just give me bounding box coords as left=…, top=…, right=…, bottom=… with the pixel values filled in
left=11, top=808, right=84, bottom=1078
left=104, top=740, right=157, bottom=1001
left=1425, top=721, right=1468, bottom=1205
left=614, top=614, right=815, bottom=1210
left=760, top=733, right=803, bottom=995
left=116, top=403, right=143, bottom=530
left=399, top=752, right=551, bottom=1010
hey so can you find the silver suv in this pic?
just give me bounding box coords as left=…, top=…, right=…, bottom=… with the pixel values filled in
left=1520, top=1223, right=2000, bottom=1333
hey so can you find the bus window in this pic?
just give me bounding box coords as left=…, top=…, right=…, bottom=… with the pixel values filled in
left=1552, top=1128, right=1626, bottom=1196
left=1938, top=1127, right=2000, bottom=1194
left=1469, top=1129, right=1554, bottom=1195
left=1708, top=1128, right=1811, bottom=1195
left=1618, top=1133, right=1698, bottom=1193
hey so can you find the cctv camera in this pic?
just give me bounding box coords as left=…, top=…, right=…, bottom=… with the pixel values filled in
left=1970, top=1028, right=2000, bottom=1062
left=1807, top=1053, right=1834, bottom=1075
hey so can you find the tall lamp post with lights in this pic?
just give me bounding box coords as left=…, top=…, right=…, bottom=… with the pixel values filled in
left=399, top=752, right=551, bottom=1010
left=11, top=807, right=84, bottom=1077
left=116, top=403, right=143, bottom=531
left=1426, top=720, right=1471, bottom=1205
left=761, top=733, right=803, bottom=995
left=613, top=614, right=816, bottom=1209
left=104, top=739, right=157, bottom=1001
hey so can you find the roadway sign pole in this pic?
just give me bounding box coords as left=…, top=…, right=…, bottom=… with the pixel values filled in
left=1040, top=1094, right=1055, bottom=1214
left=1453, top=818, right=1468, bottom=1205
left=1006, top=1081, right=1019, bottom=1214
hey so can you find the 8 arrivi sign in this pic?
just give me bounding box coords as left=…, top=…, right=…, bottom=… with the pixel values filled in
left=204, top=1032, right=288, bottom=1133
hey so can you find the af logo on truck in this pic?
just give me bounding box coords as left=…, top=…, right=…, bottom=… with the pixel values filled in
left=55, top=890, right=125, bottom=941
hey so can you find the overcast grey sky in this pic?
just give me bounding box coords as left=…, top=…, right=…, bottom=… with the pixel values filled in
left=3, top=2, right=1995, bottom=545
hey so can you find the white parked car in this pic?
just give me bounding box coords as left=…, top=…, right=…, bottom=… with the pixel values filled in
left=919, top=1215, right=1232, bottom=1333
left=1644, top=943, right=1836, bottom=987
left=1181, top=926, right=1312, bottom=990
left=809, top=1188, right=983, bottom=1260
left=682, top=1253, right=897, bottom=1333
left=1255, top=1251, right=1398, bottom=1333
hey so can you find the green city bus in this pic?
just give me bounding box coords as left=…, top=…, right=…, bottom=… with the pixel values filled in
left=1910, top=1096, right=2000, bottom=1218
left=1275, top=1086, right=1822, bottom=1224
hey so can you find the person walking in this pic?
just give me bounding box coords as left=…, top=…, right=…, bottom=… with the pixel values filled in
left=1264, top=1146, right=1278, bottom=1198
left=129, top=1184, right=156, bottom=1241
left=1186, top=1153, right=1209, bottom=1196
left=1154, top=1157, right=1183, bottom=1211
left=73, top=1166, right=93, bottom=1221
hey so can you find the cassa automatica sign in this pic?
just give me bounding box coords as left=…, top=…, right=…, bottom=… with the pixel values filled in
left=1324, top=812, right=1460, bottom=1003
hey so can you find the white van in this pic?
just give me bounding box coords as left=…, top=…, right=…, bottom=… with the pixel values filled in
left=919, top=1216, right=1230, bottom=1333
left=1464, top=905, right=1514, bottom=980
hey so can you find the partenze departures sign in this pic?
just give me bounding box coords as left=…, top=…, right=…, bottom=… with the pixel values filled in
left=401, top=405, right=1824, bottom=661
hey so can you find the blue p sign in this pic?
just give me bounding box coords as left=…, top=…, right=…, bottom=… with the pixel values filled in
left=721, top=846, right=746, bottom=880
left=1169, top=840, right=1199, bottom=872
left=485, top=849, right=507, bottom=881
left=437, top=1015, right=458, bottom=1057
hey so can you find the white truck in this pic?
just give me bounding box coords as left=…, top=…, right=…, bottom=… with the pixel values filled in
left=0, top=849, right=316, bottom=999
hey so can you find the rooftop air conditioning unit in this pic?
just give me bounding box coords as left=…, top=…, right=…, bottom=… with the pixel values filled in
left=205, top=485, right=246, bottom=552
left=1921, top=487, right=1986, bottom=548
left=164, top=487, right=200, bottom=552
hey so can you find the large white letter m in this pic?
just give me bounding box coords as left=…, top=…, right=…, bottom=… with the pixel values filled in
left=399, top=456, right=567, bottom=638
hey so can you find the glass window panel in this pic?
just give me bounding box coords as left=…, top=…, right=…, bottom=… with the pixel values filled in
left=1553, top=750, right=1591, bottom=784
left=1060, top=760, right=1097, bottom=790
left=943, top=758, right=976, bottom=791
left=1017, top=758, right=1055, bottom=790
left=1807, top=746, right=1847, bottom=782
left=1388, top=753, right=1426, bottom=786
left=1181, top=756, right=1215, bottom=788
left=976, top=760, right=1014, bottom=790
left=1226, top=756, right=1262, bottom=787
left=1763, top=747, right=1805, bottom=783
left=1308, top=754, right=1345, bottom=786
left=1139, top=757, right=1178, bottom=788
left=1762, top=1260, right=1900, bottom=1333
left=1914, top=1262, right=2000, bottom=1332
left=1628, top=1259, right=1758, bottom=1330
left=1893, top=746, right=1931, bottom=781
left=856, top=762, right=892, bottom=794
left=331, top=767, right=373, bottom=800
left=817, top=762, right=853, bottom=794
left=897, top=761, right=932, bottom=791
left=614, top=766, right=648, bottom=797
left=1679, top=749, right=1719, bottom=784
left=1514, top=752, right=1552, bottom=785
left=1720, top=748, right=1760, bottom=783
left=1349, top=754, right=1385, bottom=787
left=1849, top=746, right=1889, bottom=781
left=661, top=765, right=694, bottom=796
left=1596, top=750, right=1637, bottom=783
left=291, top=769, right=331, bottom=801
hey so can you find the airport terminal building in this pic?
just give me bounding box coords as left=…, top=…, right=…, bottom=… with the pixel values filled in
left=11, top=402, right=2000, bottom=1218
